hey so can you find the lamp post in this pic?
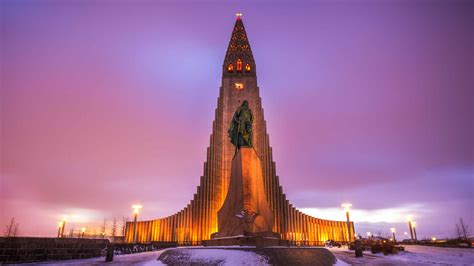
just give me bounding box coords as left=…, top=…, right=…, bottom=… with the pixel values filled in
left=404, top=232, right=408, bottom=240
left=390, top=228, right=396, bottom=242
left=132, top=205, right=142, bottom=244
left=341, top=203, right=353, bottom=242
left=81, top=227, right=86, bottom=238
left=412, top=222, right=417, bottom=241
left=60, top=216, right=67, bottom=238
left=366, top=232, right=371, bottom=240
left=57, top=222, right=63, bottom=238
left=407, top=216, right=414, bottom=240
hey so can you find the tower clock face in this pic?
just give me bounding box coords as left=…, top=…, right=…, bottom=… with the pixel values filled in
left=235, top=82, right=244, bottom=90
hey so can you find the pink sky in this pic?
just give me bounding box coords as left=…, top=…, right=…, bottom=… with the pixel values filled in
left=1, top=0, right=473, bottom=239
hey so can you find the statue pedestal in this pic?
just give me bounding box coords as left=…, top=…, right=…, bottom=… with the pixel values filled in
left=203, top=148, right=288, bottom=247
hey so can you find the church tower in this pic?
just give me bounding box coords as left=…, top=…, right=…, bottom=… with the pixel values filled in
left=125, top=14, right=354, bottom=245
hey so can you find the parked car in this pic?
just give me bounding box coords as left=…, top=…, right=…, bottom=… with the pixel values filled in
left=325, top=240, right=342, bottom=248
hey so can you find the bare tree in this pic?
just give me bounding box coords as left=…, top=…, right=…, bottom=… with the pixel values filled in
left=3, top=217, right=19, bottom=237
left=100, top=218, right=107, bottom=239
left=111, top=218, right=117, bottom=243
left=12, top=221, right=19, bottom=237
left=112, top=218, right=117, bottom=237
left=69, top=223, right=75, bottom=238
left=457, top=217, right=470, bottom=241
left=122, top=216, right=128, bottom=236
left=455, top=223, right=463, bottom=239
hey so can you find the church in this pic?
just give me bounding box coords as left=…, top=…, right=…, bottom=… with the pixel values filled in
left=124, top=14, right=354, bottom=246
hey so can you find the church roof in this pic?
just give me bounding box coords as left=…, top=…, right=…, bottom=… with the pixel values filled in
left=224, top=15, right=255, bottom=69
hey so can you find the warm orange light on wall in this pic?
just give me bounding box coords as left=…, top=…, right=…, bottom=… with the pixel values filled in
left=228, top=63, right=234, bottom=73
left=245, top=64, right=251, bottom=72
left=236, top=59, right=242, bottom=72
left=235, top=82, right=244, bottom=90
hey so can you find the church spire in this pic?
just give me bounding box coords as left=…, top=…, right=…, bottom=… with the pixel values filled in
left=223, top=13, right=256, bottom=77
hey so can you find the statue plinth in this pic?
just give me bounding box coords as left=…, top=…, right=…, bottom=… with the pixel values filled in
left=203, top=148, right=288, bottom=247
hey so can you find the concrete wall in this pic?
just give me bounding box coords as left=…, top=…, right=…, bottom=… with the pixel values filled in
left=0, top=237, right=108, bottom=264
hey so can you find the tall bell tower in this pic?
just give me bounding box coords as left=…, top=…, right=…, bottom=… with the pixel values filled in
left=215, top=13, right=268, bottom=216
left=125, top=14, right=354, bottom=246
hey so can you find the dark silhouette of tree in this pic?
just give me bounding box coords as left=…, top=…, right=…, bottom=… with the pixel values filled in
left=375, top=230, right=387, bottom=238
left=3, top=217, right=19, bottom=237
left=12, top=223, right=19, bottom=237
left=455, top=223, right=463, bottom=239
left=101, top=218, right=107, bottom=239
left=456, top=217, right=471, bottom=242
left=111, top=218, right=117, bottom=243
left=121, top=216, right=128, bottom=236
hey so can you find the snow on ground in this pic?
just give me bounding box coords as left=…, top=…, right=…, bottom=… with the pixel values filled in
left=165, top=248, right=269, bottom=265
left=395, top=245, right=474, bottom=265
left=25, top=247, right=268, bottom=266
left=19, top=245, right=473, bottom=265
left=328, top=245, right=474, bottom=265
left=334, top=257, right=350, bottom=266
left=23, top=250, right=167, bottom=265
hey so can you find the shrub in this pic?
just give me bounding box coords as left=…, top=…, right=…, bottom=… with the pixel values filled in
left=371, top=243, right=382, bottom=254
left=371, top=242, right=397, bottom=255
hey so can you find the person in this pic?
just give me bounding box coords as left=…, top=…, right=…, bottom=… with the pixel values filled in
left=354, top=236, right=363, bottom=258
left=105, top=243, right=114, bottom=262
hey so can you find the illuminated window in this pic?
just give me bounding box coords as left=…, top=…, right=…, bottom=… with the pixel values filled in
left=245, top=64, right=251, bottom=72
left=237, top=59, right=242, bottom=72
left=228, top=63, right=234, bottom=73
left=235, top=82, right=244, bottom=90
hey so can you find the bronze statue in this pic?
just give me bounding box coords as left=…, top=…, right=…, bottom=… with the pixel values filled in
left=228, top=100, right=253, bottom=152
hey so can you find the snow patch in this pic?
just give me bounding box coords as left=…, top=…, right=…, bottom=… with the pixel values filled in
left=163, top=248, right=269, bottom=265
left=328, top=245, right=474, bottom=265
left=334, top=258, right=350, bottom=266
left=394, top=245, right=474, bottom=265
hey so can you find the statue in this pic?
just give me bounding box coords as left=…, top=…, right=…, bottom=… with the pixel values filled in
left=228, top=100, right=253, bottom=153
left=236, top=209, right=259, bottom=234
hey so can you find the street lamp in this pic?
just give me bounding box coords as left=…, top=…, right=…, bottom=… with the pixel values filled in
left=407, top=216, right=414, bottom=240
left=132, top=204, right=142, bottom=244
left=404, top=232, right=408, bottom=240
left=341, top=203, right=353, bottom=242
left=57, top=222, right=63, bottom=238
left=412, top=222, right=417, bottom=241
left=60, top=216, right=67, bottom=238
left=431, top=236, right=436, bottom=242
left=366, top=232, right=372, bottom=240
left=390, top=228, right=396, bottom=242
left=81, top=227, right=86, bottom=238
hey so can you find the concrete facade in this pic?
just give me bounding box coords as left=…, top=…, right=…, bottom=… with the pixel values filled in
left=125, top=16, right=354, bottom=246
left=213, top=148, right=274, bottom=238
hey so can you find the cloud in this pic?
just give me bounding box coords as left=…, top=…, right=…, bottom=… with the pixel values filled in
left=300, top=204, right=426, bottom=224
